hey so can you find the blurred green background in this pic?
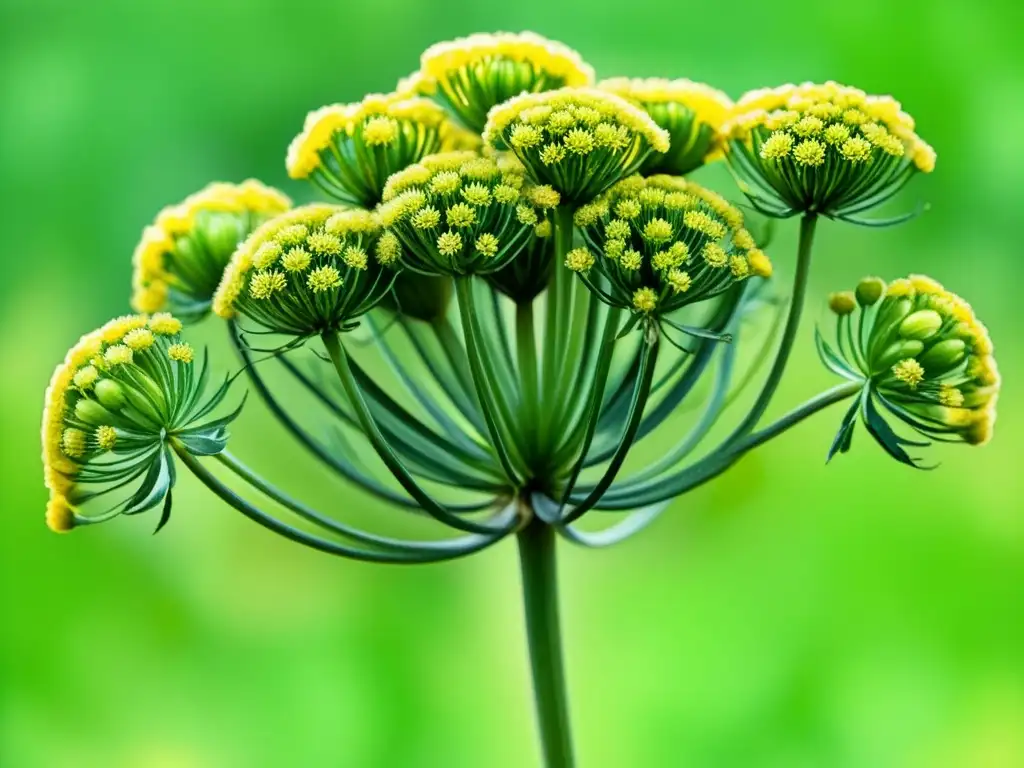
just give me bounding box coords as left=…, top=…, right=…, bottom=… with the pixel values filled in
left=2, top=1, right=1021, bottom=766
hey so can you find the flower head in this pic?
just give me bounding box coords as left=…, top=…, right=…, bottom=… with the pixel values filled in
left=598, top=77, right=733, bottom=175
left=286, top=93, right=465, bottom=206
left=722, top=81, right=935, bottom=219
left=574, top=175, right=771, bottom=319
left=377, top=151, right=540, bottom=277
left=130, top=180, right=290, bottom=319
left=418, top=32, right=595, bottom=132
left=818, top=275, right=999, bottom=466
left=41, top=314, right=239, bottom=533
left=483, top=88, right=671, bottom=202
left=213, top=205, right=397, bottom=335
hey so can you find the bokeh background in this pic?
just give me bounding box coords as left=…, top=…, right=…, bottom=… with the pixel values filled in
left=2, top=1, right=1021, bottom=766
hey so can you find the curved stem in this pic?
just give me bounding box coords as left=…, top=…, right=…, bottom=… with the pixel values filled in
left=726, top=213, right=818, bottom=440
left=516, top=299, right=540, bottom=464
left=173, top=441, right=515, bottom=563
left=454, top=277, right=526, bottom=483
left=561, top=334, right=659, bottom=523
left=518, top=517, right=575, bottom=768
left=213, top=451, right=503, bottom=553
left=321, top=330, right=510, bottom=534
left=590, top=379, right=862, bottom=509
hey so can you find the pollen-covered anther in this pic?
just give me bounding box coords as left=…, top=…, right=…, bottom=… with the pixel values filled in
left=148, top=313, right=183, bottom=335
left=793, top=139, right=826, bottom=167
left=249, top=270, right=287, bottom=300
left=565, top=247, right=594, bottom=273
left=96, top=425, right=118, bottom=451
left=436, top=231, right=463, bottom=257
left=282, top=247, right=312, bottom=272
left=62, top=428, right=88, bottom=458
left=104, top=345, right=134, bottom=367
left=892, top=358, right=925, bottom=388
left=760, top=131, right=794, bottom=160
left=667, top=269, right=692, bottom=293
left=168, top=342, right=194, bottom=364
left=642, top=218, right=673, bottom=243
left=529, top=186, right=561, bottom=209
left=632, top=287, right=658, bottom=313
left=939, top=385, right=965, bottom=408
left=123, top=328, right=155, bottom=351
left=307, top=265, right=343, bottom=293
left=702, top=243, right=728, bottom=268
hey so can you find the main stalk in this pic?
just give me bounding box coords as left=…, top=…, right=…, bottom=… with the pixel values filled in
left=517, top=517, right=575, bottom=767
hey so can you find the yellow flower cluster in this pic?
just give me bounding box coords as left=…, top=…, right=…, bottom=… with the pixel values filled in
left=483, top=88, right=671, bottom=202
left=286, top=94, right=450, bottom=180
left=484, top=87, right=671, bottom=155
left=420, top=31, right=594, bottom=95
left=598, top=76, right=733, bottom=140
left=41, top=313, right=190, bottom=532
left=376, top=151, right=541, bottom=276
left=213, top=204, right=394, bottom=334
left=571, top=175, right=771, bottom=316
left=131, top=180, right=290, bottom=314
left=723, top=81, right=936, bottom=173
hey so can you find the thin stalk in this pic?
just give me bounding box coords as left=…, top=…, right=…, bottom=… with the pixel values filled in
left=517, top=517, right=575, bottom=768
left=726, top=213, right=818, bottom=441
left=539, top=206, right=576, bottom=455
left=321, top=331, right=510, bottom=534
left=584, top=379, right=862, bottom=509
left=516, top=300, right=540, bottom=464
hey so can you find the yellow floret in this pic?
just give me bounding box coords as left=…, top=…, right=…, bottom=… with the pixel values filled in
left=436, top=231, right=463, bottom=257
left=565, top=246, right=595, bottom=272
left=793, top=139, right=826, bottom=167
left=632, top=287, right=658, bottom=313
left=168, top=342, right=194, bottom=364
left=475, top=233, right=500, bottom=258
left=148, top=313, right=182, bottom=335
left=892, top=358, right=925, bottom=388
left=307, top=265, right=342, bottom=293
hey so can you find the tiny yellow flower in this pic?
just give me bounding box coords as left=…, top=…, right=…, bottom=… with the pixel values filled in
left=375, top=232, right=401, bottom=266
left=892, top=358, right=925, bottom=388
left=412, top=207, right=442, bottom=229
left=307, top=265, right=343, bottom=293
left=632, top=287, right=658, bottom=313
left=168, top=342, right=194, bottom=364
left=446, top=203, right=477, bottom=228
left=436, top=231, right=463, bottom=257
left=565, top=247, right=595, bottom=272
left=123, top=328, right=155, bottom=351
left=96, top=425, right=118, bottom=452
left=667, top=269, right=692, bottom=293
left=282, top=247, right=312, bottom=272
left=104, top=345, right=134, bottom=366
left=793, top=139, right=826, bottom=167
left=475, top=233, right=500, bottom=258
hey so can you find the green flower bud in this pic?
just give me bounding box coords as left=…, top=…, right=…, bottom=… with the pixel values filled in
left=828, top=291, right=857, bottom=315
left=855, top=276, right=885, bottom=306
left=875, top=339, right=924, bottom=372
left=899, top=309, right=943, bottom=340
left=917, top=338, right=966, bottom=372
left=201, top=212, right=246, bottom=257
left=74, top=399, right=115, bottom=426
left=94, top=379, right=126, bottom=410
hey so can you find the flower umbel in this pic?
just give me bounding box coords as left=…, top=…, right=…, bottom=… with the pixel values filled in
left=722, top=81, right=936, bottom=220
left=483, top=88, right=671, bottom=202
left=818, top=275, right=999, bottom=465
left=213, top=205, right=397, bottom=336
left=574, top=174, right=772, bottom=325
left=598, top=77, right=733, bottom=175
left=286, top=93, right=466, bottom=206
left=41, top=314, right=240, bottom=533
left=377, top=151, right=540, bottom=278
left=417, top=32, right=595, bottom=133
left=130, top=180, right=291, bottom=319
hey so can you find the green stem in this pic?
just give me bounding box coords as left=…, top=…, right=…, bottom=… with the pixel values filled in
left=727, top=213, right=818, bottom=440
left=320, top=331, right=507, bottom=534
left=454, top=277, right=526, bottom=482
left=516, top=300, right=540, bottom=463
left=586, top=379, right=863, bottom=509
left=539, top=206, right=576, bottom=455
left=517, top=517, right=575, bottom=768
